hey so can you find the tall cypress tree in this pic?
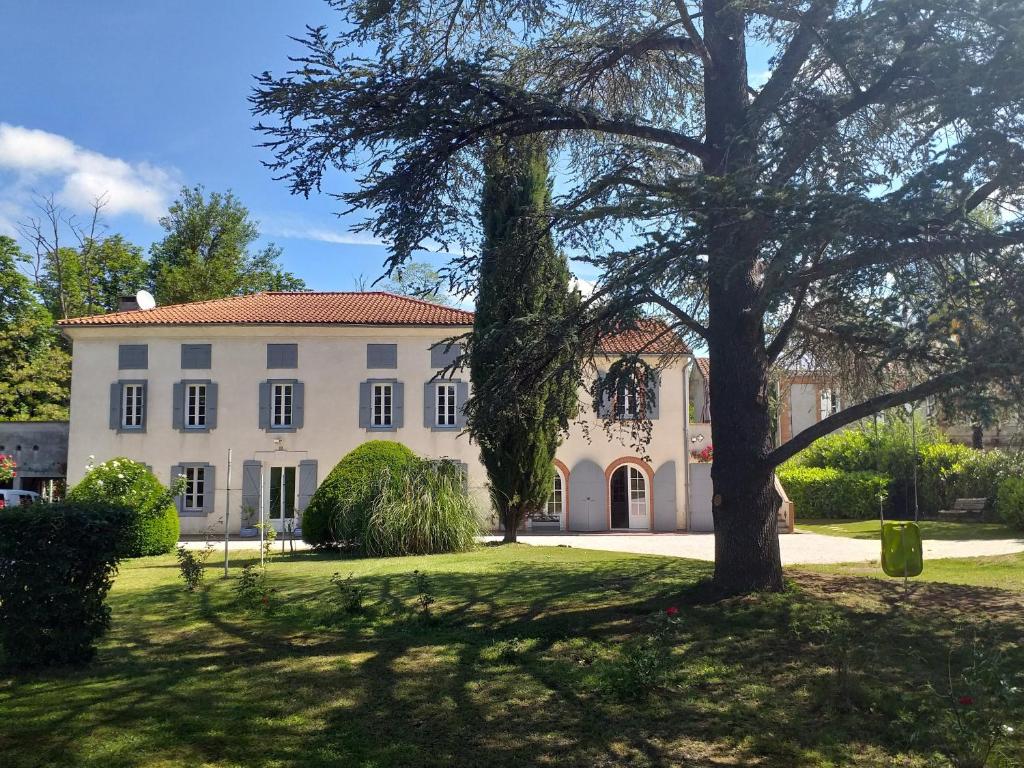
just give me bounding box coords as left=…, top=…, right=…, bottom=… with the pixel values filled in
left=467, top=137, right=579, bottom=543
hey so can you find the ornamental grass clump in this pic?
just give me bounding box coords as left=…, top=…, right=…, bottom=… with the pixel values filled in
left=364, top=459, right=481, bottom=557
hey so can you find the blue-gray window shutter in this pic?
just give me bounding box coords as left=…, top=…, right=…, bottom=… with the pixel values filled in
left=393, top=382, right=404, bottom=428
left=203, top=465, right=216, bottom=515
left=171, top=464, right=184, bottom=515
left=181, top=343, right=212, bottom=369
left=119, top=344, right=148, bottom=370
left=423, top=382, right=434, bottom=427
left=139, top=381, right=148, bottom=431
left=596, top=373, right=611, bottom=418
left=172, top=381, right=184, bottom=430
left=430, top=342, right=461, bottom=369
left=109, top=382, right=121, bottom=430
left=292, top=381, right=305, bottom=429
left=358, top=381, right=371, bottom=427
left=206, top=382, right=218, bottom=430
left=241, top=460, right=261, bottom=520
left=267, top=343, right=298, bottom=369
left=646, top=373, right=660, bottom=420
left=297, top=459, right=318, bottom=513
left=456, top=381, right=469, bottom=428
left=366, top=343, right=397, bottom=369
left=258, top=381, right=271, bottom=430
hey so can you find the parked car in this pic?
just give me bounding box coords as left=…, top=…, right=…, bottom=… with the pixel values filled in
left=0, top=489, right=40, bottom=509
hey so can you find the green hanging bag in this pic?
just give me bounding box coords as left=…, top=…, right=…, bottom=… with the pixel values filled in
left=881, top=522, right=924, bottom=578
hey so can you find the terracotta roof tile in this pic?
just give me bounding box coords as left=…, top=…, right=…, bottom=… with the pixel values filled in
left=59, top=291, right=475, bottom=327
left=696, top=356, right=710, bottom=381
left=60, top=292, right=688, bottom=356
left=597, top=320, right=690, bottom=355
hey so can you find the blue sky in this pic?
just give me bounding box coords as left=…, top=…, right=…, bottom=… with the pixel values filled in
left=0, top=0, right=418, bottom=290
left=1, top=2, right=772, bottom=296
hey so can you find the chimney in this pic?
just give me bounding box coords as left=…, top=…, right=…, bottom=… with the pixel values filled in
left=118, top=296, right=140, bottom=312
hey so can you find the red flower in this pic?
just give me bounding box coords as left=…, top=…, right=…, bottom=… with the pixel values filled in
left=958, top=695, right=975, bottom=706
left=666, top=606, right=680, bottom=616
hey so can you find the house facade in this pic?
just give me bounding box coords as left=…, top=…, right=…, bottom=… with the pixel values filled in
left=61, top=291, right=693, bottom=535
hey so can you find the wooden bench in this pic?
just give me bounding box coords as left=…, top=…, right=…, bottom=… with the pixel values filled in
left=937, top=497, right=987, bottom=521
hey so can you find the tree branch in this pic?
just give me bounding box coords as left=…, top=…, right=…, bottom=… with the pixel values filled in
left=672, top=0, right=712, bottom=68
left=765, top=362, right=1015, bottom=466
left=643, top=291, right=709, bottom=339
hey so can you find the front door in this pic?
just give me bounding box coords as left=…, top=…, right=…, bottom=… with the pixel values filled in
left=268, top=466, right=297, bottom=533
left=610, top=465, right=649, bottom=530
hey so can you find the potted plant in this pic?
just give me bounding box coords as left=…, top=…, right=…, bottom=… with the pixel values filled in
left=239, top=504, right=259, bottom=538
left=0, top=454, right=16, bottom=485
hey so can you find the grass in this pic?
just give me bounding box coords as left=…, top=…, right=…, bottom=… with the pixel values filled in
left=797, top=518, right=1023, bottom=541
left=1, top=545, right=1022, bottom=767
left=802, top=551, right=1024, bottom=592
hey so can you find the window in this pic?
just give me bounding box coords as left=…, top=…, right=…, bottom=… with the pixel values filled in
left=122, top=384, right=145, bottom=428
left=373, top=382, right=393, bottom=426
left=546, top=472, right=564, bottom=519
left=615, top=383, right=637, bottom=419
left=185, top=383, right=207, bottom=428
left=273, top=382, right=293, bottom=427
left=435, top=383, right=456, bottom=426
left=183, top=466, right=206, bottom=512
left=819, top=388, right=840, bottom=420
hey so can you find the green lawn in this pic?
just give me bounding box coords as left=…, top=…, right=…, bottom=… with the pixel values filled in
left=797, top=518, right=1022, bottom=541
left=1, top=545, right=1022, bottom=767
left=801, top=551, right=1024, bottom=592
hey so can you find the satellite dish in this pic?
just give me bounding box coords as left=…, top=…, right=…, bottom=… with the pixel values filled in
left=135, top=290, right=156, bottom=311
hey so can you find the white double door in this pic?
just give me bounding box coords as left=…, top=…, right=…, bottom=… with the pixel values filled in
left=264, top=464, right=298, bottom=533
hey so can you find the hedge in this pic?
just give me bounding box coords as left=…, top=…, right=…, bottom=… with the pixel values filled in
left=0, top=502, right=130, bottom=667
left=996, top=476, right=1024, bottom=531
left=302, top=441, right=418, bottom=548
left=69, top=458, right=179, bottom=557
left=778, top=466, right=890, bottom=520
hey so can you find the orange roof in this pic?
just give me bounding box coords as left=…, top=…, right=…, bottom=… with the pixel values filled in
left=59, top=291, right=475, bottom=327
left=597, top=320, right=690, bottom=355
left=60, top=291, right=688, bottom=355
left=695, top=357, right=710, bottom=381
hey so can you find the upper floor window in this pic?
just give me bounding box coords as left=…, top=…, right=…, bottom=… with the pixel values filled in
left=435, top=383, right=456, bottom=426
left=183, top=466, right=206, bottom=512
left=273, top=382, right=293, bottom=427
left=819, top=388, right=840, bottom=420
left=615, top=383, right=637, bottom=420
left=122, top=384, right=145, bottom=428
left=267, top=343, right=298, bottom=369
left=186, top=383, right=207, bottom=428
left=373, top=382, right=393, bottom=427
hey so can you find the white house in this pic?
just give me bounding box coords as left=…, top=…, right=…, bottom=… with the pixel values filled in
left=60, top=291, right=695, bottom=535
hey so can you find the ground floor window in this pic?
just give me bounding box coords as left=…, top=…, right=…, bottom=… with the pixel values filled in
left=183, top=466, right=206, bottom=512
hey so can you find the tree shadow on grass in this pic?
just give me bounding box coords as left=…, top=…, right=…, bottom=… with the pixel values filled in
left=1, top=552, right=1021, bottom=767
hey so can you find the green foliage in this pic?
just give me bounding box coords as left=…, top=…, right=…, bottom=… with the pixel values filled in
left=600, top=635, right=671, bottom=700
left=467, top=137, right=580, bottom=536
left=379, top=261, right=454, bottom=305
left=37, top=236, right=148, bottom=319
left=917, top=443, right=976, bottom=515
left=176, top=545, right=213, bottom=592
left=778, top=466, right=889, bottom=520
left=330, top=572, right=368, bottom=615
left=0, top=501, right=130, bottom=667
left=234, top=563, right=276, bottom=612
left=942, top=450, right=1024, bottom=511
left=69, top=458, right=180, bottom=557
left=0, top=236, right=70, bottom=421
left=302, top=441, right=418, bottom=548
left=411, top=569, right=435, bottom=619
left=364, top=459, right=481, bottom=557
left=995, top=476, right=1024, bottom=531
left=149, top=185, right=305, bottom=305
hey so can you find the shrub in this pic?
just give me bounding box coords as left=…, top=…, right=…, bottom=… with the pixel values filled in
left=778, top=466, right=889, bottom=520
left=995, top=476, right=1024, bottom=531
left=176, top=544, right=213, bottom=592
left=918, top=443, right=975, bottom=515
left=234, top=563, right=276, bottom=612
left=330, top=572, right=368, bottom=615
left=0, top=502, right=130, bottom=667
left=364, top=459, right=481, bottom=557
left=944, top=450, right=1024, bottom=513
left=69, top=458, right=180, bottom=557
left=302, top=441, right=418, bottom=548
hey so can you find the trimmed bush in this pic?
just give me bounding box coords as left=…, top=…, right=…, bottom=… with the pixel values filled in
left=364, top=459, right=481, bottom=556
left=0, top=502, right=130, bottom=667
left=302, top=441, right=418, bottom=548
left=995, top=476, right=1024, bottom=531
left=917, top=443, right=975, bottom=515
left=69, top=458, right=179, bottom=557
left=778, top=466, right=889, bottom=520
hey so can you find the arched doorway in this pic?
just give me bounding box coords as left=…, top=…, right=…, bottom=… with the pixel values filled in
left=609, top=464, right=650, bottom=530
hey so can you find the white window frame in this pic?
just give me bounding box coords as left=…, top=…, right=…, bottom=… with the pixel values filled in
left=615, top=383, right=636, bottom=420
left=272, top=382, right=293, bottom=427
left=373, top=382, right=393, bottom=427
left=435, top=383, right=457, bottom=427
left=185, top=382, right=207, bottom=428
left=122, top=383, right=144, bottom=428
left=819, top=388, right=840, bottom=420
left=546, top=470, right=565, bottom=520
left=183, top=466, right=206, bottom=512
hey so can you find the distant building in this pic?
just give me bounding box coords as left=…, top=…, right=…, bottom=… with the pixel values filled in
left=0, top=421, right=69, bottom=499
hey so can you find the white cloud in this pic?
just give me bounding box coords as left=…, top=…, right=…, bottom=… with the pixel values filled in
left=266, top=223, right=387, bottom=247
left=0, top=123, right=178, bottom=223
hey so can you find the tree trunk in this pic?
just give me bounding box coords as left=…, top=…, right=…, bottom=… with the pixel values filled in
left=500, top=505, right=526, bottom=543
left=971, top=424, right=984, bottom=450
